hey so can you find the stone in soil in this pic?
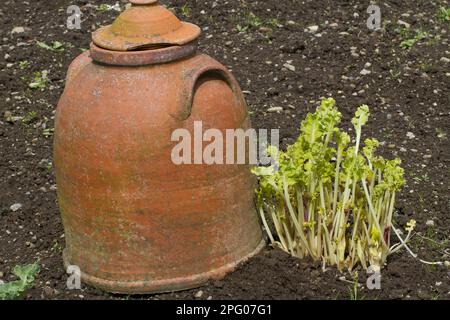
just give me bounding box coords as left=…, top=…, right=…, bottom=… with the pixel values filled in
left=10, top=203, right=23, bottom=212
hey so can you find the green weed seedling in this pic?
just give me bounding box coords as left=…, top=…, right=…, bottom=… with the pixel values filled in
left=19, top=60, right=30, bottom=70
left=349, top=272, right=363, bottom=300
left=181, top=3, right=190, bottom=17
left=247, top=12, right=262, bottom=28
left=22, top=111, right=38, bottom=124
left=0, top=262, right=40, bottom=300
left=436, top=128, right=447, bottom=139
left=236, top=12, right=262, bottom=33
left=43, top=128, right=54, bottom=138
left=400, top=31, right=428, bottom=49
left=268, top=18, right=281, bottom=28
left=37, top=41, right=64, bottom=53
left=96, top=4, right=109, bottom=12
left=29, top=71, right=50, bottom=90
left=236, top=24, right=249, bottom=33
left=436, top=7, right=450, bottom=22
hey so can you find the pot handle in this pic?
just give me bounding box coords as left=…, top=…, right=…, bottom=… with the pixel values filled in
left=65, top=51, right=92, bottom=86
left=168, top=55, right=247, bottom=121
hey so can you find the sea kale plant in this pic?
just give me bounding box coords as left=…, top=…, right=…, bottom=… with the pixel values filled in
left=252, top=98, right=406, bottom=271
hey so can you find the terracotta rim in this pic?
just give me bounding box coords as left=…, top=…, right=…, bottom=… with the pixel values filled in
left=63, top=239, right=265, bottom=294
left=89, top=41, right=198, bottom=66
left=129, top=0, right=158, bottom=4
left=93, top=22, right=201, bottom=52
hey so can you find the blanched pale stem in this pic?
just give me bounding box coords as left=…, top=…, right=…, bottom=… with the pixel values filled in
left=317, top=181, right=327, bottom=256
left=317, top=183, right=326, bottom=257
left=319, top=182, right=326, bottom=212
left=324, top=186, right=332, bottom=211
left=308, top=176, right=316, bottom=224
left=270, top=205, right=288, bottom=251
left=362, top=178, right=387, bottom=248
left=350, top=240, right=357, bottom=271
left=282, top=176, right=313, bottom=256
left=370, top=169, right=377, bottom=193
left=307, top=191, right=316, bottom=248
left=389, top=225, right=414, bottom=254
left=386, top=191, right=396, bottom=228
left=363, top=220, right=371, bottom=244
left=351, top=179, right=357, bottom=205
left=337, top=179, right=352, bottom=240
left=375, top=194, right=384, bottom=221
left=322, top=224, right=335, bottom=264
left=282, top=221, right=295, bottom=255
left=332, top=150, right=342, bottom=216
left=357, top=240, right=368, bottom=269
left=322, top=232, right=328, bottom=261
left=355, top=119, right=363, bottom=157
left=332, top=177, right=350, bottom=238
left=296, top=186, right=305, bottom=226
left=259, top=205, right=275, bottom=244
left=390, top=226, right=441, bottom=266
left=351, top=209, right=361, bottom=244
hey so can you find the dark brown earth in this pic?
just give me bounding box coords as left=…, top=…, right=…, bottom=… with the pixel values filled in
left=0, top=0, right=449, bottom=300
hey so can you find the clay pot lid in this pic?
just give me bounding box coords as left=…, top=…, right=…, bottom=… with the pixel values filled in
left=92, top=0, right=201, bottom=51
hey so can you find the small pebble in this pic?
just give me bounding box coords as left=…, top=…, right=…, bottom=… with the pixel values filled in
left=43, top=286, right=54, bottom=296
left=306, top=25, right=319, bottom=33
left=406, top=132, right=415, bottom=139
left=426, top=220, right=435, bottom=227
left=283, top=63, right=296, bottom=72
left=259, top=27, right=272, bottom=33
left=397, top=20, right=410, bottom=28
left=194, top=290, right=204, bottom=298
left=11, top=26, right=25, bottom=34
left=10, top=203, right=23, bottom=212
left=417, top=290, right=431, bottom=299
left=267, top=107, right=283, bottom=113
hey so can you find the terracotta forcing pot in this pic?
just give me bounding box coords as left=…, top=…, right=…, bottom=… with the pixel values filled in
left=53, top=0, right=263, bottom=294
